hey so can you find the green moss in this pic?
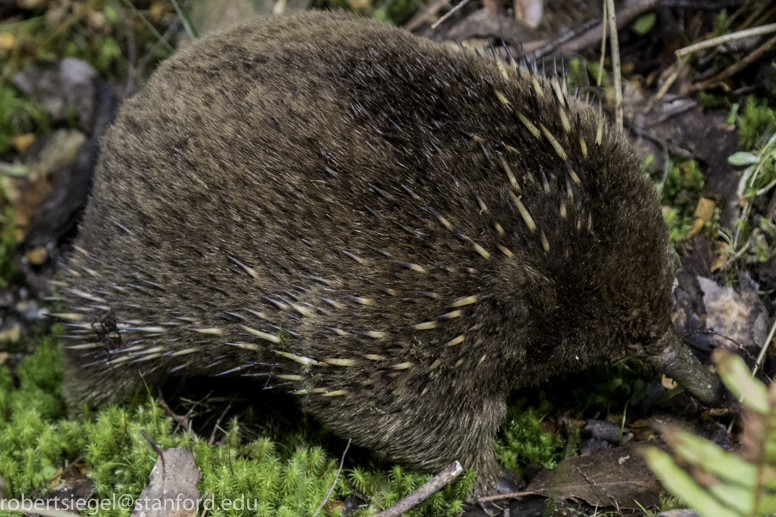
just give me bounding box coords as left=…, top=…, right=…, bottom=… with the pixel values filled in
left=496, top=399, right=563, bottom=470
left=698, top=91, right=730, bottom=111
left=586, top=62, right=609, bottom=88
left=0, top=209, right=18, bottom=291
left=738, top=96, right=776, bottom=151
left=495, top=362, right=652, bottom=474
left=0, top=333, right=71, bottom=495
left=538, top=362, right=652, bottom=417
left=0, top=85, right=50, bottom=155
left=713, top=9, right=730, bottom=36
left=657, top=158, right=706, bottom=246
left=0, top=337, right=472, bottom=517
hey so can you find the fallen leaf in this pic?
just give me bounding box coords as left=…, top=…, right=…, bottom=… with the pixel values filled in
left=34, top=474, right=95, bottom=515
left=687, top=198, right=716, bottom=238
left=711, top=241, right=728, bottom=271
left=513, top=0, right=542, bottom=28
left=131, top=447, right=202, bottom=517
left=657, top=510, right=701, bottom=517
left=662, top=375, right=678, bottom=390
left=524, top=442, right=666, bottom=511
left=0, top=33, right=14, bottom=52
left=150, top=1, right=169, bottom=18
left=0, top=324, right=21, bottom=343
left=11, top=134, right=35, bottom=152
left=16, top=0, right=45, bottom=9
left=1, top=129, right=86, bottom=230
left=698, top=276, right=770, bottom=348
left=25, top=246, right=48, bottom=265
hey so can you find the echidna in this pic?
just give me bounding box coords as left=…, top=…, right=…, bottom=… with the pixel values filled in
left=57, top=11, right=722, bottom=492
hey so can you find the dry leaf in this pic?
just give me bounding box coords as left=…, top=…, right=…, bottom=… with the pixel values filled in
left=0, top=325, right=21, bottom=343
left=698, top=276, right=770, bottom=348
left=513, top=0, right=542, bottom=28
left=25, top=246, right=48, bottom=265
left=11, top=134, right=35, bottom=152
left=711, top=241, right=728, bottom=272
left=2, top=129, right=86, bottom=231
left=661, top=375, right=678, bottom=390
left=149, top=1, right=168, bottom=18
left=524, top=442, right=666, bottom=510
left=16, top=0, right=45, bottom=9
left=687, top=197, right=716, bottom=238
left=0, top=33, right=14, bottom=52
left=131, top=447, right=202, bottom=517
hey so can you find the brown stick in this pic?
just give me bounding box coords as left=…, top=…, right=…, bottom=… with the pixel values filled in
left=373, top=461, right=463, bottom=517
left=311, top=440, right=351, bottom=517
left=558, top=0, right=659, bottom=54
left=405, top=0, right=451, bottom=31
left=691, top=33, right=776, bottom=92
left=606, top=0, right=623, bottom=130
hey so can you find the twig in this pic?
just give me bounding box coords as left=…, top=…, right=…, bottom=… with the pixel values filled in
left=311, top=440, right=351, bottom=517
left=373, top=461, right=463, bottom=517
left=530, top=19, right=600, bottom=59
left=172, top=392, right=211, bottom=435
left=691, top=33, right=776, bottom=92
left=119, top=0, right=174, bottom=53
left=754, top=316, right=776, bottom=375
left=646, top=99, right=699, bottom=128
left=558, top=0, right=659, bottom=54
left=141, top=429, right=164, bottom=456
left=431, top=0, right=472, bottom=30
left=208, top=396, right=236, bottom=445
left=740, top=0, right=774, bottom=31
left=405, top=0, right=451, bottom=31
left=717, top=233, right=755, bottom=271
left=605, top=0, right=622, bottom=130
left=170, top=0, right=198, bottom=40
left=478, top=490, right=533, bottom=503
left=158, top=391, right=204, bottom=436
left=677, top=22, right=776, bottom=57
left=682, top=330, right=747, bottom=351
left=113, top=0, right=137, bottom=98
left=664, top=0, right=744, bottom=7
left=643, top=56, right=691, bottom=114
left=136, top=18, right=181, bottom=80
left=141, top=430, right=165, bottom=470
left=597, top=0, right=608, bottom=88
left=627, top=125, right=670, bottom=190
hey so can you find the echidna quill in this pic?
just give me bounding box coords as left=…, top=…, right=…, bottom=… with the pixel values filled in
left=57, top=11, right=724, bottom=492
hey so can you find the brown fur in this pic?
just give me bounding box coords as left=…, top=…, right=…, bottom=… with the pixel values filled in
left=60, top=11, right=677, bottom=489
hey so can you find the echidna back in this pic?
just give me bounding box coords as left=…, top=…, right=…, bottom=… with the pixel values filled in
left=59, top=11, right=673, bottom=485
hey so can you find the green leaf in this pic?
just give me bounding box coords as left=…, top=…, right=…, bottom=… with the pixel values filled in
left=643, top=448, right=742, bottom=517
left=759, top=493, right=776, bottom=514
left=632, top=13, right=656, bottom=35
left=672, top=430, right=757, bottom=487
left=717, top=353, right=769, bottom=414
left=0, top=162, right=29, bottom=177
left=707, top=482, right=752, bottom=514
left=728, top=152, right=761, bottom=166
